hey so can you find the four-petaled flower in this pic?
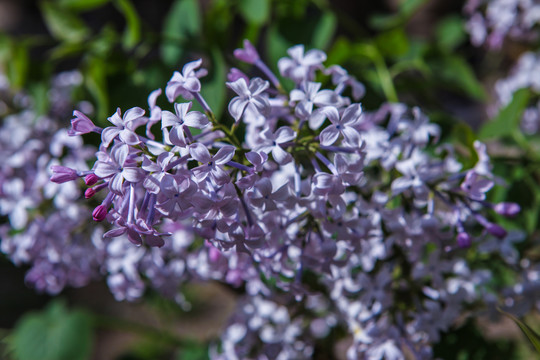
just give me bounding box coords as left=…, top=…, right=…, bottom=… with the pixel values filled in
left=161, top=102, right=209, bottom=146
left=166, top=59, right=207, bottom=102
left=189, top=143, right=235, bottom=185
left=101, top=107, right=145, bottom=147
left=94, top=143, right=145, bottom=194
left=226, top=77, right=270, bottom=121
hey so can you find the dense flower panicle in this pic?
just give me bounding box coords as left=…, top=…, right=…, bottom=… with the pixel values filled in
left=0, top=40, right=524, bottom=360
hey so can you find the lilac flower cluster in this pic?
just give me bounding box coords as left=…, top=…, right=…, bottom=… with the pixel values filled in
left=464, top=0, right=540, bottom=48
left=45, top=41, right=527, bottom=358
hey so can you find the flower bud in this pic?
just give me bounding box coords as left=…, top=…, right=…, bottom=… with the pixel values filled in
left=92, top=205, right=108, bottom=222
left=227, top=68, right=250, bottom=83
left=486, top=222, right=507, bottom=239
left=84, top=173, right=100, bottom=186
left=233, top=39, right=260, bottom=64
left=457, top=232, right=472, bottom=248
left=85, top=188, right=96, bottom=199
left=68, top=110, right=96, bottom=136
left=494, top=202, right=521, bottom=217
left=50, top=165, right=79, bottom=183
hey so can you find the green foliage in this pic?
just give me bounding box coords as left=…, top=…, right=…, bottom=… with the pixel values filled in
left=498, top=308, right=540, bottom=354
left=370, top=0, right=429, bottom=30
left=114, top=0, right=141, bottom=50
left=161, top=0, right=202, bottom=66
left=40, top=1, right=90, bottom=43
left=436, top=16, right=467, bottom=52
left=479, top=88, right=531, bottom=140
left=238, top=0, right=270, bottom=26
left=7, top=300, right=93, bottom=360
left=56, top=0, right=110, bottom=11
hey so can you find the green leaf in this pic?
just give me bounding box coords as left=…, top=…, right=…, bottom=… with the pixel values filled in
left=429, top=55, right=486, bottom=100
left=40, top=1, right=90, bottom=43
left=375, top=28, right=409, bottom=58
left=8, top=300, right=93, bottom=360
left=199, top=48, right=226, bottom=120
left=311, top=10, right=337, bottom=50
left=84, top=56, right=109, bottom=122
left=479, top=88, right=531, bottom=140
left=238, top=0, right=270, bottom=26
left=161, top=0, right=201, bottom=66
left=114, top=0, right=141, bottom=50
left=56, top=0, right=110, bottom=11
left=370, top=0, right=429, bottom=30
left=6, top=43, right=29, bottom=90
left=436, top=16, right=466, bottom=52
left=498, top=308, right=540, bottom=354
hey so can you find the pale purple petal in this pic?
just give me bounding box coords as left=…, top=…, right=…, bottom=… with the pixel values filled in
left=320, top=126, right=340, bottom=146
left=274, top=127, right=296, bottom=143
left=94, top=162, right=118, bottom=178
left=189, top=143, right=212, bottom=163
left=161, top=110, right=179, bottom=128
left=101, top=127, right=121, bottom=147
left=213, top=146, right=236, bottom=165
left=228, top=97, right=249, bottom=121
left=272, top=146, right=292, bottom=164
left=123, top=107, right=145, bottom=123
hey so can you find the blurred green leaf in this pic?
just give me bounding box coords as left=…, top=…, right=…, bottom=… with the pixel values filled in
left=326, top=37, right=352, bottom=66
left=451, top=122, right=478, bottom=167
left=49, top=41, right=86, bottom=60
left=479, top=88, right=530, bottom=139
left=7, top=43, right=29, bottom=90
left=430, top=55, right=486, bottom=100
left=436, top=16, right=466, bottom=52
left=311, top=10, right=337, bottom=50
left=57, top=0, right=110, bottom=11
left=370, top=0, right=428, bottom=30
left=28, top=81, right=50, bottom=116
left=238, top=0, right=270, bottom=26
left=498, top=308, right=540, bottom=354
left=200, top=48, right=226, bottom=120
left=176, top=341, right=209, bottom=360
left=375, top=28, right=409, bottom=58
left=84, top=56, right=109, bottom=121
left=89, top=25, right=118, bottom=57
left=40, top=1, right=90, bottom=43
left=114, top=0, right=141, bottom=50
left=8, top=300, right=93, bottom=360
left=161, top=0, right=201, bottom=66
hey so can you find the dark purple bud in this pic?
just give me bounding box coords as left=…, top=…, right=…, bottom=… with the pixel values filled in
left=68, top=110, right=97, bottom=136
left=85, top=188, right=96, bottom=199
left=50, top=165, right=79, bottom=183
left=92, top=205, right=108, bottom=222
left=227, top=67, right=250, bottom=83
left=494, top=202, right=521, bottom=217
left=233, top=39, right=260, bottom=64
left=84, top=173, right=100, bottom=186
left=457, top=232, right=472, bottom=248
left=486, top=222, right=507, bottom=239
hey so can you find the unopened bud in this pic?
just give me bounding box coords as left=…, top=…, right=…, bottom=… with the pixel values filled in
left=92, top=205, right=108, bottom=222
left=494, top=202, right=521, bottom=217
left=457, top=232, right=472, bottom=248
left=486, top=222, right=507, bottom=239
left=85, top=188, right=96, bottom=199
left=85, top=173, right=100, bottom=186
left=50, top=165, right=79, bottom=183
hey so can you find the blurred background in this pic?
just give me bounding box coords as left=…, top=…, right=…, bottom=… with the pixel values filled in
left=0, top=0, right=537, bottom=359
